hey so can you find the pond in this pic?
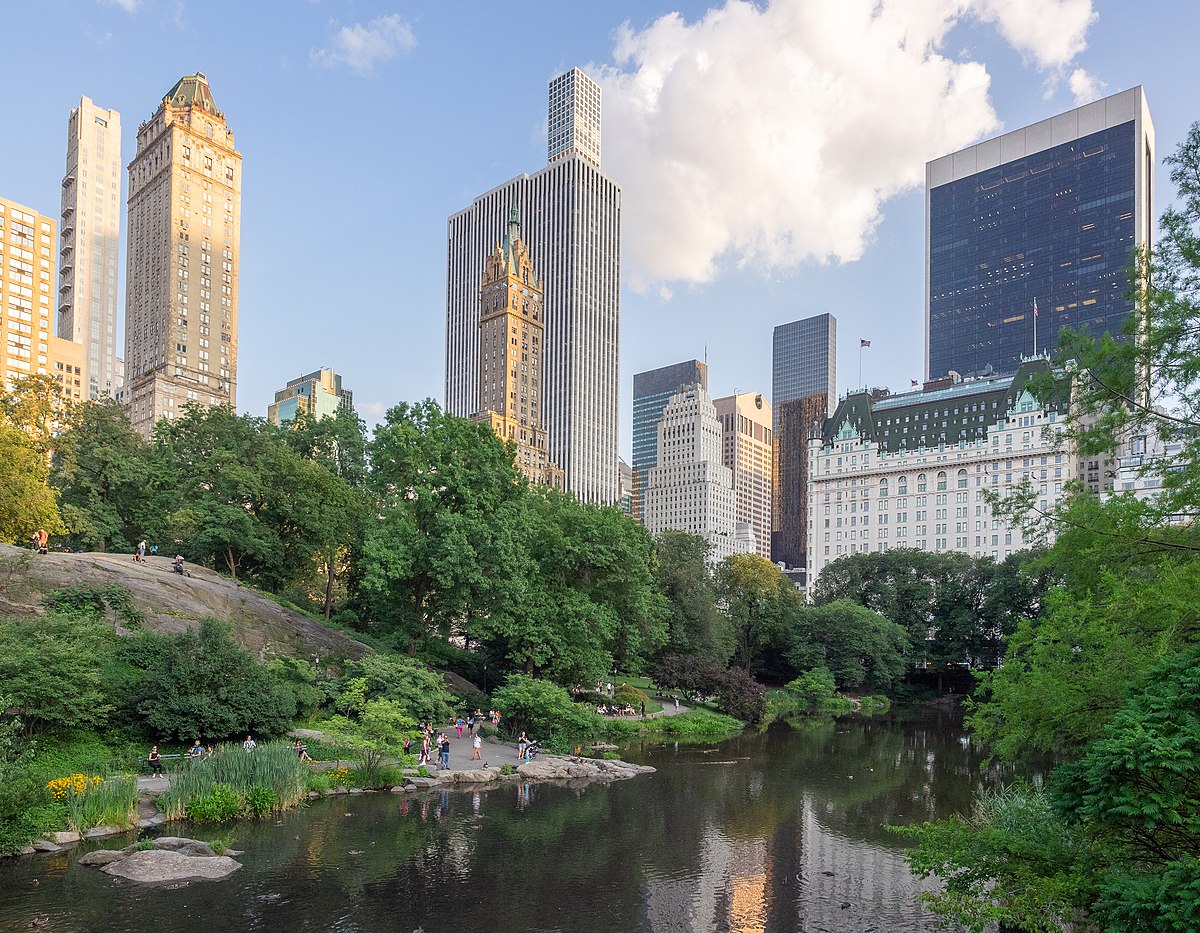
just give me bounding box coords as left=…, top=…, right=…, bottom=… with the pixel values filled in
left=0, top=707, right=1006, bottom=932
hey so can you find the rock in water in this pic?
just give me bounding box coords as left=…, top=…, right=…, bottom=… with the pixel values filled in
left=78, top=850, right=129, bottom=867
left=150, top=837, right=217, bottom=857
left=101, top=850, right=241, bottom=883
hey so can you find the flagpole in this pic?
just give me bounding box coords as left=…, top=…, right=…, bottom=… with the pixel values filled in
left=1033, top=298, right=1037, bottom=357
left=858, top=344, right=862, bottom=388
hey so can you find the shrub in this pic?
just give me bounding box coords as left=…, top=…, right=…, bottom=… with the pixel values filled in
left=43, top=583, right=144, bottom=626
left=347, top=764, right=403, bottom=789
left=305, top=770, right=333, bottom=793
left=775, top=668, right=852, bottom=717
left=244, top=785, right=276, bottom=816
left=121, top=619, right=297, bottom=740
left=857, top=695, right=892, bottom=716
left=46, top=773, right=137, bottom=833
left=613, top=684, right=649, bottom=708
left=186, top=782, right=241, bottom=823
left=491, top=675, right=601, bottom=744
left=715, top=668, right=766, bottom=722
left=499, top=764, right=516, bottom=776
left=338, top=654, right=456, bottom=724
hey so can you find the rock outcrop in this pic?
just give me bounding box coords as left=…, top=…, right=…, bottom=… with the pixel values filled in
left=101, top=849, right=242, bottom=883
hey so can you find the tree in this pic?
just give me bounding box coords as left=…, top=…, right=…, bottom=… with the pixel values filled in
left=51, top=400, right=150, bottom=552
left=324, top=699, right=416, bottom=778
left=339, top=653, right=456, bottom=724
left=489, top=675, right=599, bottom=745
left=361, top=400, right=524, bottom=648
left=153, top=406, right=283, bottom=581
left=0, top=423, right=63, bottom=545
left=789, top=599, right=910, bottom=691
left=1051, top=644, right=1200, bottom=930
left=1053, top=121, right=1200, bottom=536
left=812, top=549, right=1045, bottom=668
left=653, top=531, right=734, bottom=664
left=0, top=373, right=77, bottom=460
left=715, top=553, right=793, bottom=672
left=0, top=613, right=113, bottom=734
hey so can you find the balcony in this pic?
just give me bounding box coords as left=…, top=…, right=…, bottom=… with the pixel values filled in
left=61, top=205, right=74, bottom=221
left=61, top=173, right=75, bottom=190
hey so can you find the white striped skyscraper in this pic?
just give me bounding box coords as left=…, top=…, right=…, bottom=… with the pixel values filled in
left=446, top=69, right=621, bottom=504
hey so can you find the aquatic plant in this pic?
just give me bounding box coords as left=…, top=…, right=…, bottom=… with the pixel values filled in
left=159, top=741, right=306, bottom=821
left=46, top=773, right=137, bottom=832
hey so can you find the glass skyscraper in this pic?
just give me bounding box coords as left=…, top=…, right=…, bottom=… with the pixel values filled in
left=926, top=87, right=1154, bottom=380
left=771, top=313, right=837, bottom=568
left=631, top=360, right=707, bottom=522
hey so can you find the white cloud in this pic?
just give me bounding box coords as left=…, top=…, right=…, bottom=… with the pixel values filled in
left=99, top=0, right=141, bottom=11
left=360, top=400, right=388, bottom=421
left=311, top=13, right=415, bottom=75
left=1068, top=67, right=1105, bottom=106
left=976, top=0, right=1096, bottom=70
left=596, top=0, right=1097, bottom=291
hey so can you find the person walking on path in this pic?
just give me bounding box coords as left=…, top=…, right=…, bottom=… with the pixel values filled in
left=517, top=731, right=529, bottom=760
left=640, top=701, right=646, bottom=719
left=472, top=734, right=482, bottom=760
left=136, top=539, right=147, bottom=562
left=456, top=717, right=464, bottom=739
left=420, top=734, right=431, bottom=766
left=438, top=733, right=451, bottom=770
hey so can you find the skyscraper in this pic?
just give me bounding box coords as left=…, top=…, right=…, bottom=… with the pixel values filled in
left=926, top=86, right=1154, bottom=380
left=446, top=69, right=621, bottom=504
left=548, top=68, right=601, bottom=166
left=643, top=384, right=749, bottom=564
left=714, top=392, right=773, bottom=561
left=267, top=367, right=352, bottom=426
left=58, top=97, right=122, bottom=400
left=469, top=205, right=563, bottom=488
left=771, top=313, right=837, bottom=567
left=123, top=72, right=241, bottom=438
left=631, top=359, right=708, bottom=522
left=0, top=196, right=85, bottom=400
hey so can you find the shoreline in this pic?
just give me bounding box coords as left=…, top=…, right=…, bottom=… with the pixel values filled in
left=5, top=752, right=654, bottom=859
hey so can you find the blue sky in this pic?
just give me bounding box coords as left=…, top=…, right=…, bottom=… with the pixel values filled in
left=2, top=1, right=1195, bottom=458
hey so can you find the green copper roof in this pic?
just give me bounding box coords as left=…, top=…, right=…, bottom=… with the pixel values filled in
left=163, top=72, right=218, bottom=113
left=821, top=358, right=1066, bottom=452
left=502, top=200, right=522, bottom=271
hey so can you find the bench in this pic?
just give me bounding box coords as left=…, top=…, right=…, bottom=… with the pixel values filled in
left=140, top=753, right=183, bottom=774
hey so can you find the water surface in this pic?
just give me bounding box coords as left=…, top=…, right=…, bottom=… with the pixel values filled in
left=0, top=708, right=998, bottom=932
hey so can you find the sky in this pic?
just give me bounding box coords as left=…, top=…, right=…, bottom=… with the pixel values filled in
left=1, top=0, right=1197, bottom=459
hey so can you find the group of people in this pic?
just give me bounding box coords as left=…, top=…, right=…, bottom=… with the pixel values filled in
left=30, top=529, right=49, bottom=555
left=597, top=702, right=644, bottom=718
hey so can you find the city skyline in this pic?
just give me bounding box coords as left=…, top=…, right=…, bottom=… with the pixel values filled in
left=0, top=2, right=1194, bottom=459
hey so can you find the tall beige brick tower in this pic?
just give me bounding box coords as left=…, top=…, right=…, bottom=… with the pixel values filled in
left=123, top=72, right=240, bottom=438
left=471, top=205, right=563, bottom=488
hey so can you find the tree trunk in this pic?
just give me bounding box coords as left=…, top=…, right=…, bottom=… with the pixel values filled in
left=225, top=545, right=237, bottom=580
left=323, top=549, right=335, bottom=620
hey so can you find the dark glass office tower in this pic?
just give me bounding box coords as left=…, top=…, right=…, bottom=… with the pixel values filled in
left=926, top=87, right=1154, bottom=380
left=631, top=360, right=707, bottom=522
left=771, top=313, right=837, bottom=567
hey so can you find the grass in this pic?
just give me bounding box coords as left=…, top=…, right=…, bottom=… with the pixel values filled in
left=600, top=710, right=744, bottom=742
left=158, top=741, right=307, bottom=822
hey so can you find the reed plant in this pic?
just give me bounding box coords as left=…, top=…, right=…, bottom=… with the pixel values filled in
left=159, top=741, right=306, bottom=822
left=47, top=773, right=138, bottom=833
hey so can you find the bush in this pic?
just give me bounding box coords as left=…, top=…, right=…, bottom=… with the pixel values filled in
left=121, top=619, right=297, bottom=740
left=773, top=669, right=853, bottom=718
left=186, top=782, right=241, bottom=823
left=304, top=770, right=333, bottom=793
left=715, top=668, right=766, bottom=722
left=347, top=764, right=403, bottom=789
left=338, top=654, right=456, bottom=724
left=613, top=684, right=649, bottom=708
left=47, top=773, right=137, bottom=832
left=499, top=764, right=516, bottom=776
left=490, top=675, right=601, bottom=745
left=857, top=695, right=892, bottom=716
left=655, top=710, right=744, bottom=740
left=244, top=785, right=276, bottom=816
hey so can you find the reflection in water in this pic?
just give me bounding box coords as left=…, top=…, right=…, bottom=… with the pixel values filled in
left=0, top=708, right=996, bottom=932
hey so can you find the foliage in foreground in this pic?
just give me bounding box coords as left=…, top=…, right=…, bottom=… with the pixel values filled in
left=159, top=742, right=306, bottom=822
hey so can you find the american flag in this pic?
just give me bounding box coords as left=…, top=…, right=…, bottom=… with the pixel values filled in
left=860, top=339, right=871, bottom=348
left=1033, top=298, right=1039, bottom=318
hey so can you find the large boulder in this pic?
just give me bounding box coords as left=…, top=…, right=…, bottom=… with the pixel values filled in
left=101, top=849, right=241, bottom=883
left=78, top=849, right=128, bottom=866
left=451, top=769, right=496, bottom=784
left=151, top=837, right=217, bottom=857
left=516, top=761, right=560, bottom=781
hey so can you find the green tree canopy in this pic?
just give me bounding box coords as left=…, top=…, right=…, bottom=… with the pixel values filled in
left=789, top=599, right=910, bottom=691
left=653, top=531, right=734, bottom=665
